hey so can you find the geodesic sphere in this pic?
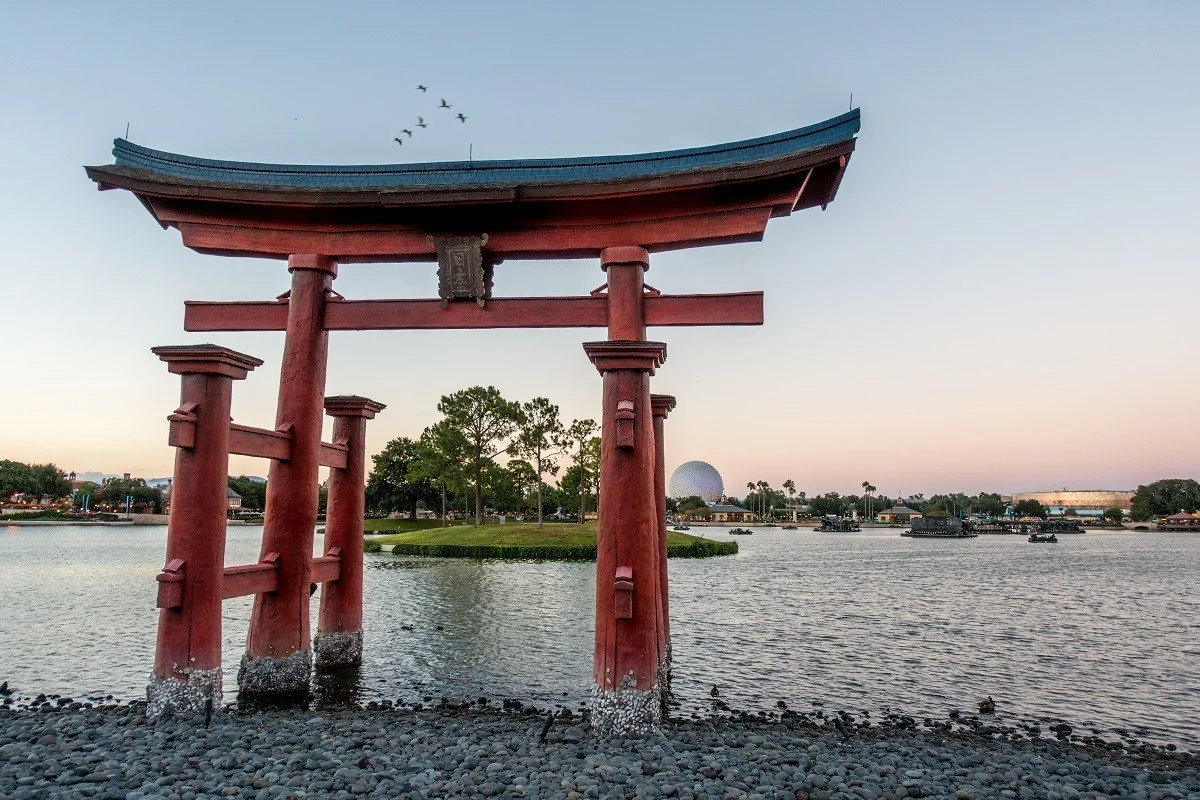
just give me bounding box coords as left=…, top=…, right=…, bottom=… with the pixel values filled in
left=668, top=461, right=724, bottom=503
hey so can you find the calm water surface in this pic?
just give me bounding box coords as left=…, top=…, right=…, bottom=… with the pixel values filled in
left=1, top=524, right=1197, bottom=744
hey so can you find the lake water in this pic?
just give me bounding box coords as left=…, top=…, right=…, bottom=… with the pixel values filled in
left=1, top=524, right=1197, bottom=745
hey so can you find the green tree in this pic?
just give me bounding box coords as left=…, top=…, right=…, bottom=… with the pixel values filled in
left=516, top=397, right=564, bottom=527
left=1014, top=499, right=1046, bottom=518
left=0, top=460, right=71, bottom=501
left=95, top=477, right=162, bottom=512
left=366, top=437, right=435, bottom=519
left=434, top=386, right=522, bottom=526
left=410, top=421, right=468, bottom=525
left=1103, top=507, right=1124, bottom=525
left=561, top=419, right=598, bottom=524
left=808, top=492, right=844, bottom=518
left=971, top=492, right=1006, bottom=517
left=228, top=475, right=267, bottom=511
left=1130, top=478, right=1200, bottom=521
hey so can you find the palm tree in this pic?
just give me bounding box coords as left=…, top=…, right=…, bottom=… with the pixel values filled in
left=862, top=481, right=877, bottom=521
left=746, top=482, right=755, bottom=518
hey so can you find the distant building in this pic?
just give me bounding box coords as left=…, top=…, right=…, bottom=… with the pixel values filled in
left=877, top=504, right=923, bottom=524
left=1159, top=512, right=1200, bottom=531
left=668, top=461, right=724, bottom=504
left=706, top=503, right=752, bottom=523
left=1010, top=489, right=1134, bottom=513
left=227, top=487, right=242, bottom=510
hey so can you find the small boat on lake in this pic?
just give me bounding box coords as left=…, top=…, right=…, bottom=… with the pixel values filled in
left=781, top=524, right=799, bottom=530
left=902, top=516, right=978, bottom=539
left=1038, top=519, right=1085, bottom=534
left=1028, top=533, right=1059, bottom=543
left=671, top=523, right=691, bottom=531
left=729, top=528, right=753, bottom=536
left=816, top=518, right=861, bottom=532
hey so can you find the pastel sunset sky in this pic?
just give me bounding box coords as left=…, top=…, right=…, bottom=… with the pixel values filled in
left=2, top=2, right=1198, bottom=497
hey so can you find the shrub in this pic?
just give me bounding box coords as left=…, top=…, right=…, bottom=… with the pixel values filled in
left=363, top=539, right=383, bottom=553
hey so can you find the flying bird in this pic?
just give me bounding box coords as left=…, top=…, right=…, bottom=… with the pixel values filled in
left=416, top=85, right=427, bottom=92
left=439, top=98, right=451, bottom=108
left=402, top=129, right=413, bottom=137
left=393, top=137, right=403, bottom=145
left=456, top=113, right=467, bottom=123
left=417, top=116, right=427, bottom=128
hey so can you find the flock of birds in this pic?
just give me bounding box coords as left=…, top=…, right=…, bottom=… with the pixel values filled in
left=393, top=85, right=467, bottom=147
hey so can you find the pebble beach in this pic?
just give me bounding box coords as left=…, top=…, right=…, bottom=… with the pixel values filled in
left=1, top=699, right=1196, bottom=800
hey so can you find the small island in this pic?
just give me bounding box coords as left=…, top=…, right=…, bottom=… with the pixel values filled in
left=366, top=520, right=737, bottom=560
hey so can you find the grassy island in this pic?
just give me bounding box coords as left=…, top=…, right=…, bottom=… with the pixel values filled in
left=369, top=521, right=737, bottom=560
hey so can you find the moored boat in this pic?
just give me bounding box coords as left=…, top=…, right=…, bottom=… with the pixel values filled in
left=816, top=517, right=861, bottom=532
left=1028, top=533, right=1059, bottom=543
left=902, top=516, right=978, bottom=539
left=729, top=528, right=753, bottom=536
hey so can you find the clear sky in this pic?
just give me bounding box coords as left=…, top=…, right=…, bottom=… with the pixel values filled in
left=2, top=2, right=1198, bottom=497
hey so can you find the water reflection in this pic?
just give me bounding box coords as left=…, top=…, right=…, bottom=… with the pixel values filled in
left=1, top=525, right=1197, bottom=744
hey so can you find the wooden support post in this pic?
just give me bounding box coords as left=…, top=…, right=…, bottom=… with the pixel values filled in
left=148, top=344, right=262, bottom=719
left=650, top=393, right=677, bottom=697
left=315, top=395, right=385, bottom=668
left=585, top=246, right=668, bottom=734
left=241, top=254, right=336, bottom=699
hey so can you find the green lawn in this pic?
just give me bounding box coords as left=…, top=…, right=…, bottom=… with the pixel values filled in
left=372, top=521, right=738, bottom=560
left=362, top=518, right=450, bottom=534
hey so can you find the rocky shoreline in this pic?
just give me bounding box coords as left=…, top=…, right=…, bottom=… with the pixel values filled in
left=0, top=697, right=1196, bottom=800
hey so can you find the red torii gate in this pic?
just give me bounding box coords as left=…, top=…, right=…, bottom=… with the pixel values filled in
left=86, top=110, right=859, bottom=732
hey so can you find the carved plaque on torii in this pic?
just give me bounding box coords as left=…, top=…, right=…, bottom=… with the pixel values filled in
left=428, top=234, right=491, bottom=307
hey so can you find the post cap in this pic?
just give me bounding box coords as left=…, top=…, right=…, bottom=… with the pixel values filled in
left=324, top=395, right=387, bottom=418
left=151, top=344, right=263, bottom=379
left=582, top=341, right=666, bottom=375
left=600, top=246, right=649, bottom=271
left=288, top=254, right=338, bottom=275
left=650, top=394, right=677, bottom=417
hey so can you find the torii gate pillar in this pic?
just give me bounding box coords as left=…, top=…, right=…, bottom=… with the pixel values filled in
left=240, top=255, right=336, bottom=698
left=147, top=345, right=262, bottom=717
left=584, top=247, right=668, bottom=734
left=650, top=393, right=677, bottom=695
left=316, top=395, right=386, bottom=667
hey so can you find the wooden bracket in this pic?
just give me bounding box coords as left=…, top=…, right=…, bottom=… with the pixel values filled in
left=155, top=558, right=186, bottom=609
left=166, top=403, right=199, bottom=449
left=642, top=283, right=662, bottom=296
left=312, top=547, right=342, bottom=584
left=221, top=551, right=281, bottom=599
left=614, top=566, right=634, bottom=619
left=615, top=400, right=636, bottom=449
left=589, top=283, right=609, bottom=297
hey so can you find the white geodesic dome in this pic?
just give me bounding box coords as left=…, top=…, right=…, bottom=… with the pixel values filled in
left=668, top=460, right=724, bottom=504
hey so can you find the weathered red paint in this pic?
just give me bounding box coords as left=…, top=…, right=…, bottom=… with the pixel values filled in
left=317, top=396, right=385, bottom=658
left=601, top=247, right=649, bottom=341
left=183, top=292, right=764, bottom=333
left=650, top=394, right=677, bottom=666
left=244, top=256, right=334, bottom=681
left=150, top=345, right=261, bottom=686
left=585, top=250, right=669, bottom=697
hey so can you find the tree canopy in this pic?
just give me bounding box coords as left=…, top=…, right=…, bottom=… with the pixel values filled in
left=366, top=437, right=437, bottom=519
left=1130, top=478, right=1200, bottom=521
left=515, top=397, right=564, bottom=526
left=0, top=460, right=71, bottom=501
left=434, top=386, right=523, bottom=525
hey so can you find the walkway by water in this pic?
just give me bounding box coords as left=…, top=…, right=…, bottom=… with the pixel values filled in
left=1, top=524, right=1196, bottom=745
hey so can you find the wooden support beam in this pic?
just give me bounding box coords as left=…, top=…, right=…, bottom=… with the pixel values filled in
left=222, top=553, right=280, bottom=599
left=185, top=292, right=763, bottom=332
left=318, top=441, right=349, bottom=469
left=228, top=423, right=292, bottom=461
left=311, top=552, right=341, bottom=584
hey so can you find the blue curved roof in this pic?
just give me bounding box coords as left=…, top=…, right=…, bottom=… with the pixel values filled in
left=111, top=110, right=859, bottom=190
